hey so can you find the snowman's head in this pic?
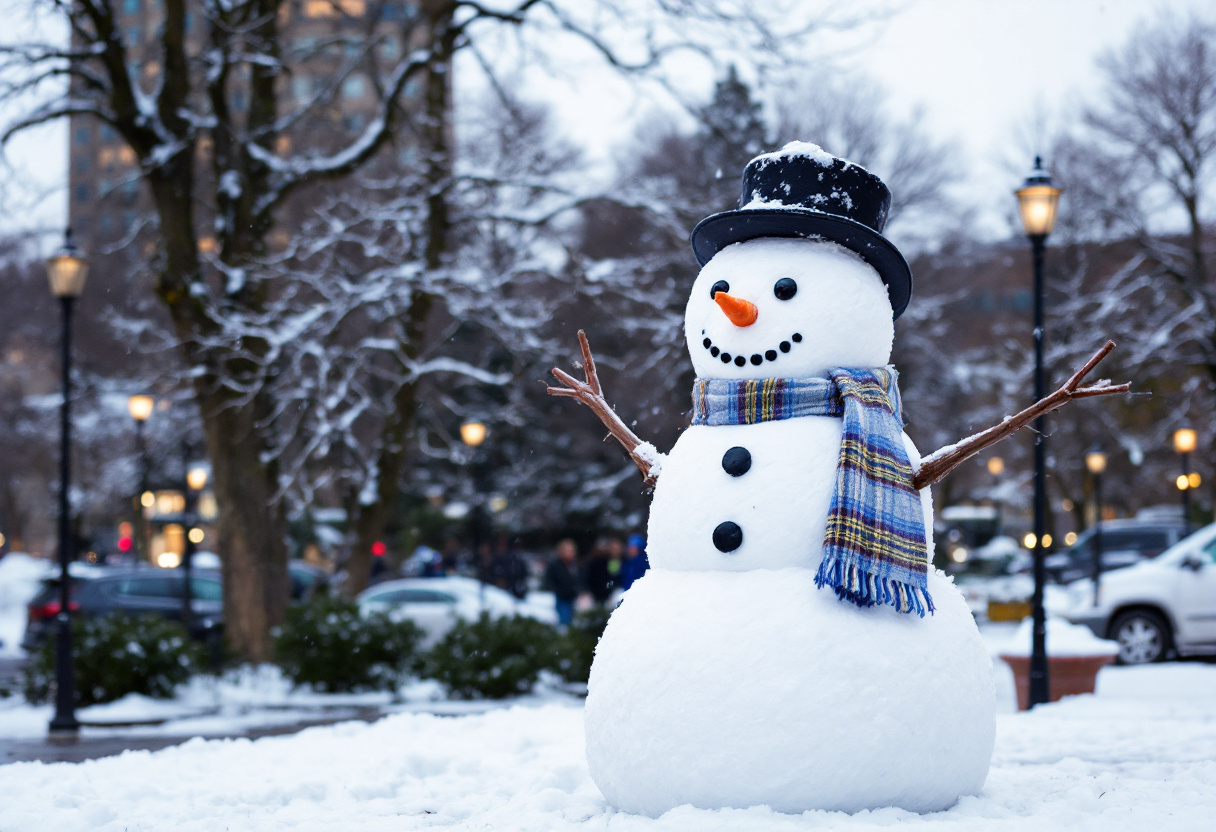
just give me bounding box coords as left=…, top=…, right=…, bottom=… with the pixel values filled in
left=684, top=237, right=894, bottom=379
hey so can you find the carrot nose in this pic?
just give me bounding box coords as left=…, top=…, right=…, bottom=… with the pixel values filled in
left=714, top=291, right=758, bottom=327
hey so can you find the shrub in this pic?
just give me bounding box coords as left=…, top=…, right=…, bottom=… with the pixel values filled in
left=273, top=596, right=424, bottom=692
left=552, top=607, right=613, bottom=684
left=424, top=613, right=560, bottom=699
left=22, top=614, right=205, bottom=707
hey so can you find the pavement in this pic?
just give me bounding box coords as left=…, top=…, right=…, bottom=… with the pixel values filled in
left=0, top=706, right=388, bottom=765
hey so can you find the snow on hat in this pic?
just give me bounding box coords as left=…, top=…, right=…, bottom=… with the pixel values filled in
left=689, top=142, right=913, bottom=320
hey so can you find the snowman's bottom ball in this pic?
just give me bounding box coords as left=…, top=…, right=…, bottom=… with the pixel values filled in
left=584, top=568, right=995, bottom=817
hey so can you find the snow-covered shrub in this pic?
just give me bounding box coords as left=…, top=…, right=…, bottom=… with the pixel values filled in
left=22, top=614, right=205, bottom=707
left=423, top=613, right=561, bottom=699
left=272, top=596, right=423, bottom=693
left=551, top=607, right=612, bottom=685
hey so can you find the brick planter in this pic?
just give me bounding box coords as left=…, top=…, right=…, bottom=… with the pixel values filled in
left=999, top=654, right=1117, bottom=711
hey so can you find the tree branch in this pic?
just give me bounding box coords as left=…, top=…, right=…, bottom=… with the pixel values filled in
left=547, top=330, right=660, bottom=486
left=911, top=340, right=1132, bottom=490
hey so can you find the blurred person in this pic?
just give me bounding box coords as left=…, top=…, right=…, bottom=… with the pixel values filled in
left=583, top=538, right=621, bottom=605
left=619, top=533, right=650, bottom=591
left=545, top=539, right=581, bottom=626
left=492, top=534, right=530, bottom=600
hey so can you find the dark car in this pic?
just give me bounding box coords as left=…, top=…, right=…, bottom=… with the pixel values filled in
left=22, top=567, right=224, bottom=651
left=1043, top=521, right=1188, bottom=584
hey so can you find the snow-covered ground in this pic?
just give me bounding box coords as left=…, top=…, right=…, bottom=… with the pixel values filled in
left=2, top=660, right=1216, bottom=831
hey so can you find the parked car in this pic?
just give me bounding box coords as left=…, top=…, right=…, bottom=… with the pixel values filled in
left=1043, top=520, right=1187, bottom=584
left=21, top=560, right=327, bottom=650
left=356, top=576, right=557, bottom=645
left=1059, top=522, right=1216, bottom=664
left=23, top=567, right=224, bottom=650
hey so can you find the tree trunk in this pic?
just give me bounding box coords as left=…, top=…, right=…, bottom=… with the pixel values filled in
left=200, top=390, right=289, bottom=661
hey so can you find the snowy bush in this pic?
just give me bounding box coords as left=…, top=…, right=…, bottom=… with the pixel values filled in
left=272, top=597, right=423, bottom=693
left=22, top=614, right=205, bottom=707
left=551, top=607, right=612, bottom=685
left=423, top=613, right=561, bottom=699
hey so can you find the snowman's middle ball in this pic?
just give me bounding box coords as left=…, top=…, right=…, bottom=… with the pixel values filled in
left=686, top=238, right=895, bottom=380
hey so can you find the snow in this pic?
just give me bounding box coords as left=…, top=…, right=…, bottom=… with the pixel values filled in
left=631, top=441, right=663, bottom=479
left=998, top=617, right=1120, bottom=658
left=2, top=658, right=1216, bottom=830
left=751, top=140, right=840, bottom=169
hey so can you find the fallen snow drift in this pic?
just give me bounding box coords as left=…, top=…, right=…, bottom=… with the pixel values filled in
left=3, top=662, right=1216, bottom=831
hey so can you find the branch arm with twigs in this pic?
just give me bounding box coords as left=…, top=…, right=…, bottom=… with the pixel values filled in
left=547, top=330, right=661, bottom=487
left=911, top=340, right=1132, bottom=490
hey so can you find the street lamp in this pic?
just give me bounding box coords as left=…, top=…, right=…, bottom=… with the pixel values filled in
left=182, top=462, right=208, bottom=631
left=460, top=420, right=487, bottom=448
left=461, top=421, right=492, bottom=605
left=1174, top=427, right=1197, bottom=535
left=1085, top=447, right=1108, bottom=607
left=1015, top=157, right=1063, bottom=709
left=128, top=395, right=154, bottom=563
left=46, top=229, right=89, bottom=735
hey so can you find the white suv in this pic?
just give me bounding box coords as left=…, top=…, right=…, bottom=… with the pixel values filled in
left=1060, top=522, right=1216, bottom=664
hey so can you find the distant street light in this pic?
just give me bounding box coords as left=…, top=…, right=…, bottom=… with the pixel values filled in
left=1085, top=447, right=1108, bottom=607
left=128, top=394, right=154, bottom=563
left=1015, top=156, right=1063, bottom=710
left=1174, top=428, right=1197, bottom=535
left=460, top=420, right=487, bottom=448
left=46, top=229, right=89, bottom=735
left=986, top=456, right=1005, bottom=476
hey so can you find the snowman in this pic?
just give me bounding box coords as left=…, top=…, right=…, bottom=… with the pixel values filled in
left=549, top=143, right=1123, bottom=817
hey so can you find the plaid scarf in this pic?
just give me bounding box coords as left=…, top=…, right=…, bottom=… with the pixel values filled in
left=691, top=369, right=933, bottom=617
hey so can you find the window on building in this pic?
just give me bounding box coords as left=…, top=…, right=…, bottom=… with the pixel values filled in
left=75, top=184, right=90, bottom=202
left=341, top=76, right=364, bottom=99
left=74, top=126, right=90, bottom=145
left=100, top=214, right=114, bottom=234
left=342, top=113, right=364, bottom=132
left=123, top=180, right=139, bottom=201
left=128, top=27, right=142, bottom=45
left=123, top=0, right=141, bottom=14
left=122, top=211, right=137, bottom=232
left=380, top=37, right=399, bottom=59
left=292, top=76, right=311, bottom=101
left=100, top=124, right=115, bottom=141
left=74, top=156, right=90, bottom=174
left=233, top=92, right=247, bottom=111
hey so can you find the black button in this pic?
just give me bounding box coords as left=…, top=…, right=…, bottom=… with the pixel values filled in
left=713, top=521, right=743, bottom=553
left=722, top=446, right=751, bottom=476
left=734, top=355, right=746, bottom=366
left=720, top=352, right=732, bottom=363
left=779, top=341, right=791, bottom=353
left=750, top=354, right=763, bottom=365
left=765, top=349, right=778, bottom=361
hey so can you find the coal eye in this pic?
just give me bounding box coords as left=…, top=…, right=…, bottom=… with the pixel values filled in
left=710, top=280, right=730, bottom=299
left=774, top=278, right=798, bottom=300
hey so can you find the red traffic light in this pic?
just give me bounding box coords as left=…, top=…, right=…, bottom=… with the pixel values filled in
left=371, top=541, right=387, bottom=557
left=117, top=536, right=133, bottom=552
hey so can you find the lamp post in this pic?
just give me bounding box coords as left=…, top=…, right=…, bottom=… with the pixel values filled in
left=46, top=229, right=89, bottom=735
left=128, top=395, right=154, bottom=563
left=182, top=461, right=208, bottom=633
left=1174, top=428, right=1197, bottom=535
left=987, top=456, right=1005, bottom=535
left=460, top=421, right=491, bottom=605
left=1085, top=447, right=1108, bottom=607
left=1016, top=157, right=1063, bottom=709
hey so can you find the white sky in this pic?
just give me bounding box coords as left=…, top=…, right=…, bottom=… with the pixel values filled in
left=3, top=0, right=1209, bottom=248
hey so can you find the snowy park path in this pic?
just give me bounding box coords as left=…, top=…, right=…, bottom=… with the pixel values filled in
left=2, top=662, right=1215, bottom=832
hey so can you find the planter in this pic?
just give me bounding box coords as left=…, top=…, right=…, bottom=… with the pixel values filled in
left=999, top=653, right=1116, bottom=711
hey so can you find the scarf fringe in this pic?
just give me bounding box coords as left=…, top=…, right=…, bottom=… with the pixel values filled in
left=814, top=556, right=935, bottom=618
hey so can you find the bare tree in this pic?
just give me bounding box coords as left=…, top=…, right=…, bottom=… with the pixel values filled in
left=1, top=0, right=865, bottom=659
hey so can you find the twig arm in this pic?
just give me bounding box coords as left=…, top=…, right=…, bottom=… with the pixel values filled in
left=911, top=340, right=1131, bottom=490
left=547, top=330, right=661, bottom=487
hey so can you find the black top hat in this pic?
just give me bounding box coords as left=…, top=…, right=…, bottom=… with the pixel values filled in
left=689, top=143, right=912, bottom=319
